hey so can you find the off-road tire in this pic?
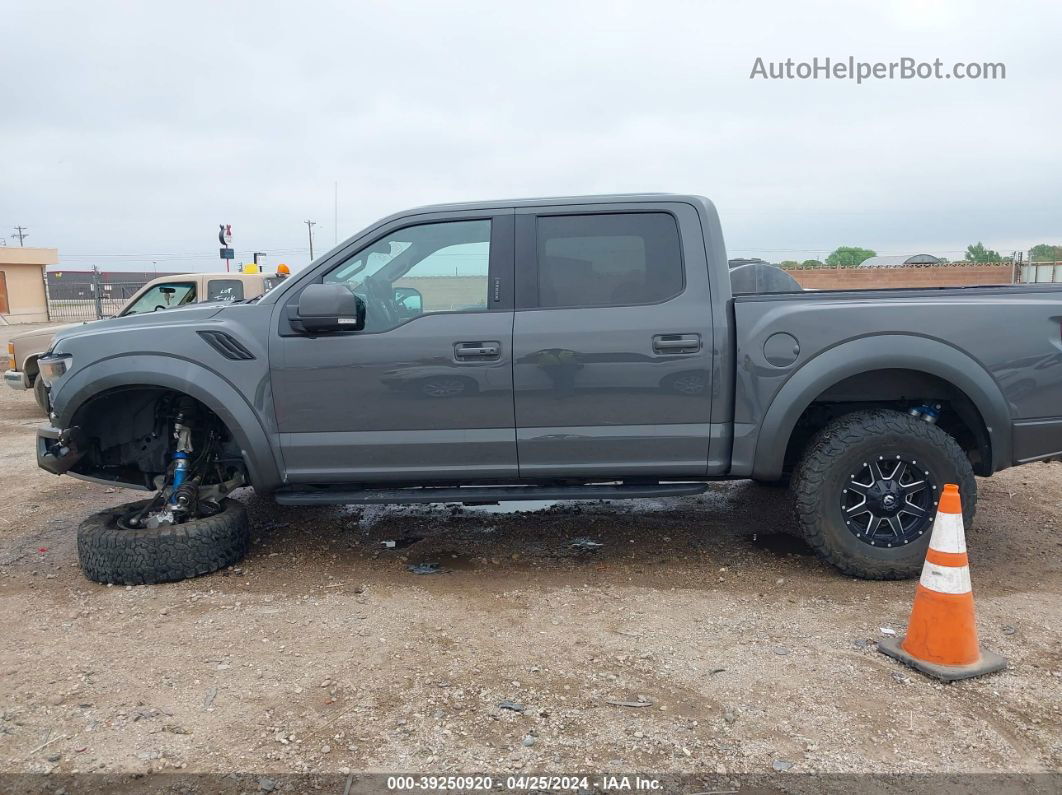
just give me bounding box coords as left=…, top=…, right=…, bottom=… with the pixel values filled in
left=78, top=498, right=249, bottom=585
left=33, top=376, right=49, bottom=413
left=791, top=409, right=976, bottom=580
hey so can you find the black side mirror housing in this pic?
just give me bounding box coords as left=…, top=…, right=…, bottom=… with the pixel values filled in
left=295, top=283, right=365, bottom=333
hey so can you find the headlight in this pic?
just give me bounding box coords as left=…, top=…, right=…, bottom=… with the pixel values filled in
left=37, top=353, right=73, bottom=387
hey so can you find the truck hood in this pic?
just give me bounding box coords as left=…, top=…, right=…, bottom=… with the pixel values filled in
left=10, top=321, right=85, bottom=347
left=51, top=303, right=228, bottom=347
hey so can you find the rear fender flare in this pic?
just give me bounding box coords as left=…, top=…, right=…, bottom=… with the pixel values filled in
left=751, top=335, right=1011, bottom=480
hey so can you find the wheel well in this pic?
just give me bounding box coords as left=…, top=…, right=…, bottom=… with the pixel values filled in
left=69, top=386, right=247, bottom=490
left=24, top=354, right=41, bottom=381
left=782, top=369, right=993, bottom=476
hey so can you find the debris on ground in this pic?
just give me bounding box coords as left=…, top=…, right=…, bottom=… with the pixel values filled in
left=569, top=538, right=604, bottom=552
left=382, top=537, right=423, bottom=550
left=772, top=759, right=795, bottom=772
left=498, top=700, right=525, bottom=712
left=880, top=627, right=897, bottom=636
left=406, top=563, right=442, bottom=575
left=605, top=699, right=654, bottom=708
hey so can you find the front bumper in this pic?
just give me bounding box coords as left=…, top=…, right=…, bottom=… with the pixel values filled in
left=4, top=369, right=29, bottom=391
left=37, top=425, right=86, bottom=476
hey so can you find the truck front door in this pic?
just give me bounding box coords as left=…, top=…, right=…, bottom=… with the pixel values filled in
left=270, top=212, right=517, bottom=484
left=512, top=202, right=714, bottom=477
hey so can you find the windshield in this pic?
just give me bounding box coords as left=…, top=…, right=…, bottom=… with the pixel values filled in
left=122, top=282, right=197, bottom=315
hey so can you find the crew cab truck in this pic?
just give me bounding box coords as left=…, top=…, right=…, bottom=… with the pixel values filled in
left=35, top=194, right=1062, bottom=585
left=6, top=270, right=282, bottom=412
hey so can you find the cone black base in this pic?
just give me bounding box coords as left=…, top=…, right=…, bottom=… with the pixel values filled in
left=878, top=637, right=1008, bottom=682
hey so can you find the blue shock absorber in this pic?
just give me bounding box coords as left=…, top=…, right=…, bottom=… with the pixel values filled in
left=909, top=403, right=941, bottom=424
left=169, top=451, right=190, bottom=505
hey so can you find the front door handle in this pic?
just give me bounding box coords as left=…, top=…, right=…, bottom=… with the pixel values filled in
left=653, top=334, right=701, bottom=354
left=454, top=341, right=501, bottom=360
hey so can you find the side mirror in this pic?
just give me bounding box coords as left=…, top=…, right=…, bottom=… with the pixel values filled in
left=295, top=283, right=365, bottom=333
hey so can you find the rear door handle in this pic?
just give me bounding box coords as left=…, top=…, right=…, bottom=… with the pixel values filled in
left=454, top=341, right=501, bottom=360
left=653, top=334, right=701, bottom=354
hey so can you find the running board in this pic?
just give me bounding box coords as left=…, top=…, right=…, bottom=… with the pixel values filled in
left=274, top=482, right=708, bottom=506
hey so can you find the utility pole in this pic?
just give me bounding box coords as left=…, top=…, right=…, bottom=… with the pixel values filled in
left=12, top=226, right=29, bottom=246
left=304, top=219, right=317, bottom=261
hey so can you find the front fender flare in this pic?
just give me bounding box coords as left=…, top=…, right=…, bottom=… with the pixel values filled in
left=750, top=335, right=1012, bottom=481
left=52, top=354, right=283, bottom=492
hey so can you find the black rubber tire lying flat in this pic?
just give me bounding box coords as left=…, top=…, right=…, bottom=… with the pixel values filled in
left=791, top=409, right=976, bottom=580
left=78, top=498, right=249, bottom=585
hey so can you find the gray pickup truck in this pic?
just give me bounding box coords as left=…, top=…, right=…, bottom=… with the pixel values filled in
left=34, top=194, right=1062, bottom=585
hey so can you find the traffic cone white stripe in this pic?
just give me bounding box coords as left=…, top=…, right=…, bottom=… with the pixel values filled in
left=919, top=560, right=972, bottom=595
left=928, top=511, right=967, bottom=554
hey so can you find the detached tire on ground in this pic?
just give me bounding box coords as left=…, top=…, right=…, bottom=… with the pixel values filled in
left=791, top=409, right=976, bottom=580
left=78, top=498, right=249, bottom=585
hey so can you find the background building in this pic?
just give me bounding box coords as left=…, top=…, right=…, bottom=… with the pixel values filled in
left=45, top=269, right=179, bottom=300
left=0, top=247, right=59, bottom=323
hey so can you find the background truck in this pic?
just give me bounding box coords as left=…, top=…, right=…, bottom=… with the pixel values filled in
left=5, top=270, right=282, bottom=411
left=33, top=194, right=1062, bottom=585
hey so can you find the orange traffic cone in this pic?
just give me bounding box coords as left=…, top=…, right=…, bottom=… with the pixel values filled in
left=878, top=484, right=1007, bottom=681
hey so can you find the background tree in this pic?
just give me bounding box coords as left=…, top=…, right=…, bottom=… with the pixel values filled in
left=825, top=246, right=876, bottom=267
left=801, top=259, right=824, bottom=268
left=1029, top=243, right=1062, bottom=262
left=778, top=260, right=800, bottom=269
left=964, top=241, right=1002, bottom=263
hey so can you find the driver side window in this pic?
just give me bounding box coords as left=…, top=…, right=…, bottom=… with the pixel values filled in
left=323, top=219, right=490, bottom=332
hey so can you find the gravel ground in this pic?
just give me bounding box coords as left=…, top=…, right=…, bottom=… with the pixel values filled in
left=0, top=326, right=1060, bottom=789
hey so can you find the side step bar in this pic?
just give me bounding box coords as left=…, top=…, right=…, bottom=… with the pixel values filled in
left=274, top=482, right=708, bottom=506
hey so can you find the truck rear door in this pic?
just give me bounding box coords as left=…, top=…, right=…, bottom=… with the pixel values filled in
left=512, top=201, right=714, bottom=477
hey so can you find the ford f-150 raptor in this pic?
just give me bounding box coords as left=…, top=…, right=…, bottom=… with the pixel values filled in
left=34, top=194, right=1062, bottom=585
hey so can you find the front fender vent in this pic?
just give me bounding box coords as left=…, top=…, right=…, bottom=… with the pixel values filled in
left=198, top=330, right=255, bottom=361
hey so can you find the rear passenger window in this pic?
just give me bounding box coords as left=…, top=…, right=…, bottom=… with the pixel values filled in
left=207, top=279, right=245, bottom=301
left=536, top=213, right=683, bottom=308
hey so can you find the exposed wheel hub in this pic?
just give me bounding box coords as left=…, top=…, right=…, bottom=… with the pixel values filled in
left=840, top=456, right=938, bottom=547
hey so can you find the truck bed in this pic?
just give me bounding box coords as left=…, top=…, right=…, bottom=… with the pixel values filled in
left=728, top=282, right=1062, bottom=479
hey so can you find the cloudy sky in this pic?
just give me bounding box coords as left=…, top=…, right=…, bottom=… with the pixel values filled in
left=2, top=0, right=1059, bottom=272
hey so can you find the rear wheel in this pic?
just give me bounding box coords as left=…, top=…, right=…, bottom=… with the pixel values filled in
left=78, top=498, right=249, bottom=585
left=791, top=409, right=975, bottom=579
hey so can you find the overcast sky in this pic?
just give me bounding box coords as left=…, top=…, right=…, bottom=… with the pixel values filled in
left=2, top=0, right=1059, bottom=272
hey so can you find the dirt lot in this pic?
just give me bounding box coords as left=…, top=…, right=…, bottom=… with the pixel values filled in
left=0, top=326, right=1060, bottom=790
